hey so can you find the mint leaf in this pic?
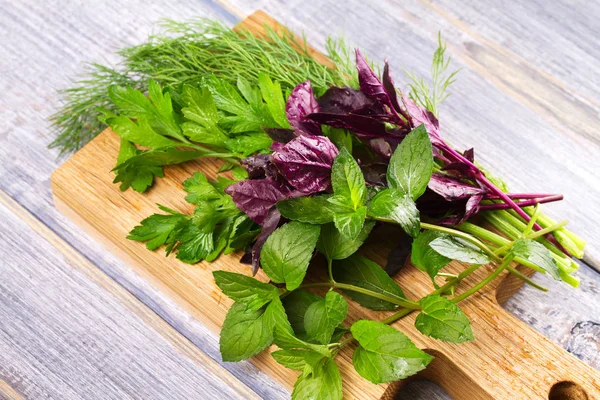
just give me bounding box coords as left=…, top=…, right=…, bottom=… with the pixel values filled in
left=429, top=236, right=490, bottom=265
left=272, top=349, right=325, bottom=372
left=351, top=320, right=433, bottom=383
left=261, top=222, right=321, bottom=290
left=333, top=206, right=367, bottom=241
left=512, top=238, right=561, bottom=280
left=411, top=231, right=451, bottom=280
left=368, top=189, right=420, bottom=237
left=219, top=302, right=273, bottom=362
left=387, top=124, right=433, bottom=200
left=277, top=195, right=335, bottom=225
left=331, top=147, right=367, bottom=209
left=415, top=295, right=474, bottom=343
left=333, top=255, right=406, bottom=311
left=282, top=290, right=321, bottom=340
left=183, top=172, right=222, bottom=204
left=318, top=221, right=375, bottom=261
left=213, top=271, right=278, bottom=311
left=304, top=291, right=348, bottom=344
left=258, top=73, right=289, bottom=128
left=292, top=359, right=342, bottom=400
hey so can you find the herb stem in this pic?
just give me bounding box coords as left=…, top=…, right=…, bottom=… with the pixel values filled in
left=420, top=222, right=500, bottom=262
left=452, top=254, right=515, bottom=303
left=476, top=195, right=563, bottom=211
left=526, top=220, right=568, bottom=240
left=327, top=258, right=335, bottom=283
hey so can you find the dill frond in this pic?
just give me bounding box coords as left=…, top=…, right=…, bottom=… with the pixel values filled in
left=50, top=19, right=354, bottom=154
left=406, top=32, right=459, bottom=117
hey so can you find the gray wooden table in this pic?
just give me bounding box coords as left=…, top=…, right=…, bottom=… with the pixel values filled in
left=0, top=1, right=598, bottom=399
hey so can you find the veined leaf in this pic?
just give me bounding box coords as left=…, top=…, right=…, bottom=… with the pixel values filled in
left=318, top=221, right=375, bottom=261
left=213, top=271, right=278, bottom=311
left=331, top=147, right=367, bottom=209
left=292, top=359, right=342, bottom=400
left=219, top=302, right=273, bottom=362
left=368, top=189, right=420, bottom=237
left=272, top=349, right=325, bottom=372
left=512, top=238, right=561, bottom=280
left=429, top=236, right=490, bottom=265
left=411, top=231, right=451, bottom=280
left=304, top=291, right=348, bottom=345
left=277, top=195, right=336, bottom=225
left=415, top=295, right=474, bottom=343
left=333, top=206, right=367, bottom=241
left=258, top=73, right=290, bottom=128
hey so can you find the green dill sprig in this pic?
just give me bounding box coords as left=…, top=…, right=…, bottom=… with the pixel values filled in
left=405, top=32, right=459, bottom=117
left=50, top=18, right=355, bottom=155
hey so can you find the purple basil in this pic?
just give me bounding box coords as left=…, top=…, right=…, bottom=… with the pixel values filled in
left=264, top=127, right=296, bottom=144
left=286, top=80, right=322, bottom=136
left=317, top=86, right=375, bottom=115
left=272, top=135, right=338, bottom=194
left=225, top=178, right=290, bottom=225
left=241, top=154, right=278, bottom=180
left=402, top=95, right=444, bottom=146
left=249, top=208, right=281, bottom=275
left=428, top=173, right=486, bottom=201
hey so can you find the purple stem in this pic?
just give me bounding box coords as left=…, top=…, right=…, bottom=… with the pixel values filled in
left=485, top=193, right=560, bottom=200
left=440, top=144, right=572, bottom=256
left=477, top=195, right=564, bottom=211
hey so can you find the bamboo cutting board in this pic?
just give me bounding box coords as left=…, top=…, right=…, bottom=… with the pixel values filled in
left=51, top=11, right=600, bottom=400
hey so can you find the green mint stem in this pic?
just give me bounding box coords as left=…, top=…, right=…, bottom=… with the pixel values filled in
left=327, top=258, right=335, bottom=283
left=526, top=221, right=568, bottom=240
left=452, top=254, right=515, bottom=303
left=504, top=266, right=548, bottom=292
left=296, top=282, right=420, bottom=309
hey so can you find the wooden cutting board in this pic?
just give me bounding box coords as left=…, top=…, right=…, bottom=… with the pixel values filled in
left=51, top=10, right=600, bottom=400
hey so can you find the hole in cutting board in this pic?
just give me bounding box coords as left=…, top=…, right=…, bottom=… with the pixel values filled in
left=396, top=380, right=450, bottom=400
left=548, top=381, right=588, bottom=400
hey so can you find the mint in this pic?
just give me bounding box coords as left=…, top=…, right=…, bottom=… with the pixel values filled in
left=219, top=302, right=274, bottom=362
left=415, top=295, right=474, bottom=343
left=512, top=238, right=561, bottom=280
left=368, top=189, right=420, bottom=237
left=292, top=359, right=342, bottom=400
left=212, top=271, right=278, bottom=311
left=304, top=291, right=348, bottom=344
left=411, top=230, right=451, bottom=280
left=272, top=349, right=325, bottom=372
left=429, top=236, right=490, bottom=264
left=331, top=148, right=367, bottom=209
left=317, top=221, right=375, bottom=261
left=332, top=206, right=367, bottom=241
left=277, top=195, right=335, bottom=224
left=260, top=222, right=321, bottom=290
left=351, top=320, right=432, bottom=383
left=386, top=124, right=433, bottom=200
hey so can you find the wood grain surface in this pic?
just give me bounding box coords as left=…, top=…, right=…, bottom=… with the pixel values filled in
left=0, top=0, right=598, bottom=399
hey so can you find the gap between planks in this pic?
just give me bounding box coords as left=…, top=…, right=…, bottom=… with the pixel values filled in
left=0, top=188, right=261, bottom=400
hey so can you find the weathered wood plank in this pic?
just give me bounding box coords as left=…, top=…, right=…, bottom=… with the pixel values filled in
left=0, top=190, right=261, bottom=400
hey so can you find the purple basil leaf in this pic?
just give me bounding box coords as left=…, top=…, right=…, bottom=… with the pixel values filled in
left=382, top=61, right=402, bottom=113
left=286, top=80, right=322, bottom=136
left=272, top=135, right=338, bottom=194
left=264, top=127, right=297, bottom=144
left=225, top=178, right=289, bottom=225
left=355, top=49, right=392, bottom=109
left=402, top=95, right=444, bottom=146
left=361, top=162, right=388, bottom=187
left=241, top=154, right=278, bottom=180
left=308, top=112, right=389, bottom=139
left=317, top=86, right=374, bottom=114
left=464, top=148, right=475, bottom=163
left=250, top=208, right=281, bottom=275
left=428, top=173, right=486, bottom=201
left=463, top=194, right=483, bottom=222
left=385, top=234, right=412, bottom=277
left=270, top=142, right=285, bottom=152
left=442, top=162, right=479, bottom=178
left=368, top=138, right=393, bottom=160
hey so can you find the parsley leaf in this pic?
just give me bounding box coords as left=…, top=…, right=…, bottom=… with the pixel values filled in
left=127, top=205, right=187, bottom=250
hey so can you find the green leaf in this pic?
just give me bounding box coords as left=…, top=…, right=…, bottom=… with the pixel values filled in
left=147, top=79, right=185, bottom=141
left=183, top=172, right=222, bottom=204
left=261, top=222, right=321, bottom=290
left=181, top=122, right=228, bottom=146
left=324, top=127, right=352, bottom=153
left=331, top=147, right=367, bottom=209
left=219, top=302, right=273, bottom=362
left=411, top=231, right=451, bottom=280
left=213, top=271, right=278, bottom=311
left=304, top=291, right=348, bottom=344
left=429, top=236, right=490, bottom=265
left=415, top=295, right=474, bottom=343
left=351, top=320, right=433, bottom=383
left=333, top=255, right=406, bottom=311
left=512, top=239, right=561, bottom=280
left=127, top=209, right=187, bottom=250
left=292, top=359, right=342, bottom=400
left=272, top=349, right=325, bottom=372
left=181, top=85, right=220, bottom=127
left=368, top=189, right=420, bottom=237
left=282, top=290, right=322, bottom=339
left=175, top=221, right=214, bottom=263
left=277, top=195, right=335, bottom=225
left=108, top=84, right=153, bottom=117
left=333, top=206, right=367, bottom=241
left=386, top=125, right=433, bottom=200
left=108, top=115, right=178, bottom=149
left=225, top=132, right=273, bottom=157
left=317, top=221, right=375, bottom=261
left=258, top=73, right=290, bottom=128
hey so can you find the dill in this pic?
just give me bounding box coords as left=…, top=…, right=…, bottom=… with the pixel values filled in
left=405, top=32, right=459, bottom=117
left=50, top=19, right=354, bottom=155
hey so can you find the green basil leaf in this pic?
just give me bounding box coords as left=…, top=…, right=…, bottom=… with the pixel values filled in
left=386, top=124, right=433, bottom=200
left=351, top=320, right=433, bottom=383
left=411, top=231, right=451, bottom=280
left=261, top=222, right=321, bottom=290
left=512, top=238, right=561, bottom=280
left=219, top=302, right=273, bottom=362
left=368, top=189, right=420, bottom=237
left=213, top=271, right=278, bottom=311
left=429, top=236, right=490, bottom=265
left=331, top=147, right=367, bottom=209
left=292, top=359, right=342, bottom=400
left=277, top=195, right=335, bottom=224
left=317, top=221, right=375, bottom=261
left=415, top=295, right=474, bottom=343
left=304, top=291, right=348, bottom=344
left=333, top=255, right=406, bottom=311
left=333, top=206, right=367, bottom=241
